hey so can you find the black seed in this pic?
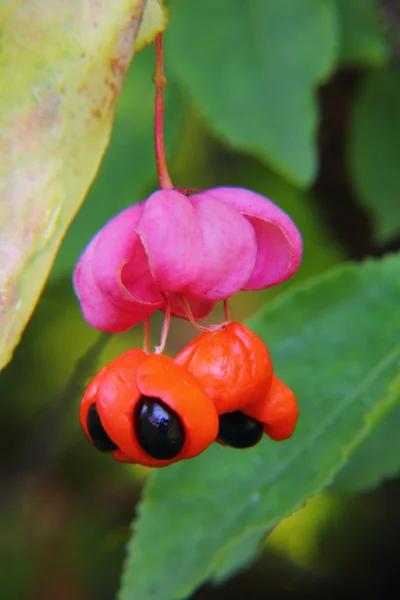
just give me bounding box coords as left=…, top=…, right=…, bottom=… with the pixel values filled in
left=86, top=404, right=119, bottom=452
left=218, top=411, right=263, bottom=449
left=135, top=396, right=185, bottom=460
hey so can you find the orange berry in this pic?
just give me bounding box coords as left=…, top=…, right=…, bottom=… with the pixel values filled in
left=175, top=322, right=273, bottom=414
left=80, top=349, right=219, bottom=467
left=243, top=375, right=298, bottom=441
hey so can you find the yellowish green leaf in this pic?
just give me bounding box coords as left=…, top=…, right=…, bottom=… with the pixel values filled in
left=0, top=0, right=166, bottom=371
left=135, top=0, right=168, bottom=51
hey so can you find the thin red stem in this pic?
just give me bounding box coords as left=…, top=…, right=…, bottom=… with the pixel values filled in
left=153, top=31, right=173, bottom=190
left=155, top=301, right=172, bottom=354
left=223, top=298, right=231, bottom=322
left=181, top=296, right=225, bottom=333
left=143, top=316, right=151, bottom=353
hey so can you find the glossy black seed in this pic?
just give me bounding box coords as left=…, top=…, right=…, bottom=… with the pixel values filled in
left=135, top=396, right=185, bottom=460
left=218, top=410, right=263, bottom=449
left=86, top=404, right=119, bottom=452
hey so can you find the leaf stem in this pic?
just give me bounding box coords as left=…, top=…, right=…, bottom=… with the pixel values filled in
left=223, top=298, right=231, bottom=322
left=143, top=316, right=151, bottom=353
left=181, top=295, right=225, bottom=333
left=153, top=29, right=173, bottom=190
left=155, top=301, right=171, bottom=354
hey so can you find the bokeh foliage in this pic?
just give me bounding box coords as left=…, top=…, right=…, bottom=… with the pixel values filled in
left=1, top=1, right=400, bottom=599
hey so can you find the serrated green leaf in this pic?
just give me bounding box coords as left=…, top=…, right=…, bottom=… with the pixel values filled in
left=210, top=528, right=265, bottom=584
left=332, top=371, right=400, bottom=493
left=166, top=0, right=338, bottom=186
left=120, top=254, right=400, bottom=600
left=335, top=0, right=389, bottom=67
left=51, top=45, right=184, bottom=279
left=0, top=0, right=165, bottom=371
left=349, top=68, right=400, bottom=243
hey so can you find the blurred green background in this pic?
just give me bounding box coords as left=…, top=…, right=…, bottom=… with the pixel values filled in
left=2, top=1, right=400, bottom=598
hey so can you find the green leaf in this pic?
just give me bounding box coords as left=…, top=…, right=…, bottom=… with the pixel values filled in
left=332, top=372, right=400, bottom=493
left=120, top=254, right=400, bottom=600
left=349, top=69, right=400, bottom=243
left=51, top=45, right=184, bottom=279
left=166, top=0, right=338, bottom=186
left=0, top=0, right=166, bottom=371
left=210, top=528, right=266, bottom=584
left=335, top=0, right=389, bottom=67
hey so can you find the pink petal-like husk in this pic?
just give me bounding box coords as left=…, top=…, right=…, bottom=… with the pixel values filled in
left=183, top=193, right=257, bottom=300
left=137, top=189, right=202, bottom=292
left=166, top=293, right=216, bottom=321
left=206, top=187, right=303, bottom=289
left=90, top=203, right=163, bottom=307
left=73, top=204, right=164, bottom=332
left=74, top=234, right=157, bottom=332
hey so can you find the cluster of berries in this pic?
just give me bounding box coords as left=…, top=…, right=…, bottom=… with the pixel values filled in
left=74, top=186, right=302, bottom=468
left=80, top=323, right=298, bottom=468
